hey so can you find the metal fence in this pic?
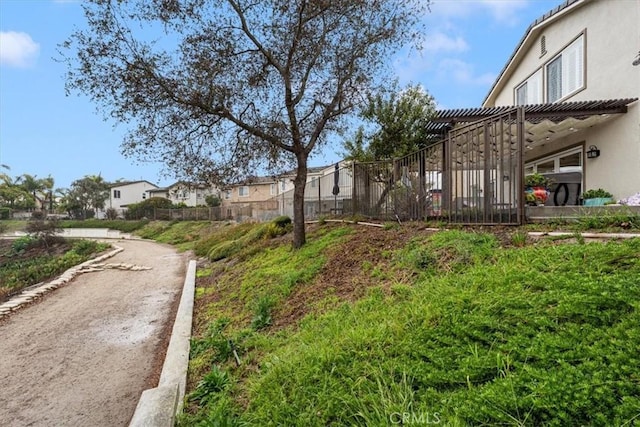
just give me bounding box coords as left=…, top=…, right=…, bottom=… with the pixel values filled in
left=270, top=165, right=355, bottom=219
left=124, top=108, right=524, bottom=225
left=443, top=108, right=523, bottom=224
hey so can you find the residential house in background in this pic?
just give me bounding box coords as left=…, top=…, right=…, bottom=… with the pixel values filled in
left=149, top=181, right=219, bottom=207
left=430, top=0, right=639, bottom=209
left=486, top=0, right=639, bottom=202
left=108, top=180, right=158, bottom=215
left=221, top=175, right=289, bottom=205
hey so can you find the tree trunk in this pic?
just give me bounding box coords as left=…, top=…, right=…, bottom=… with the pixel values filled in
left=292, top=153, right=308, bottom=249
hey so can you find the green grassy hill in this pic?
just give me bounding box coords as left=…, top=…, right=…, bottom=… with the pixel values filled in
left=137, top=220, right=640, bottom=426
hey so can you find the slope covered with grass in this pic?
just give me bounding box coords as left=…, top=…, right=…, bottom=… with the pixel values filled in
left=176, top=222, right=640, bottom=426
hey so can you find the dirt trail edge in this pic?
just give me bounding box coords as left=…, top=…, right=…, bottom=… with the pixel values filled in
left=0, top=239, right=188, bottom=427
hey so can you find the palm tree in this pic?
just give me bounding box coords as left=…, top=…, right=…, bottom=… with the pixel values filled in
left=18, top=174, right=55, bottom=212
left=0, top=173, right=30, bottom=209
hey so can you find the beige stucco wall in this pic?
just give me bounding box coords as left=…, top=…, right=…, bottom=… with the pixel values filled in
left=489, top=0, right=639, bottom=107
left=486, top=0, right=640, bottom=200
left=223, top=182, right=277, bottom=205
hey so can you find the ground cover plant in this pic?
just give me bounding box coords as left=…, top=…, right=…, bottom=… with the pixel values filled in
left=175, top=222, right=640, bottom=426
left=0, top=237, right=110, bottom=301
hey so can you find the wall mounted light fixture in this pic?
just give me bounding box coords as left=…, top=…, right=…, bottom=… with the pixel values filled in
left=587, top=145, right=601, bottom=159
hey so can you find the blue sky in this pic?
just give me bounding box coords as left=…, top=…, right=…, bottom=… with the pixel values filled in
left=0, top=0, right=563, bottom=189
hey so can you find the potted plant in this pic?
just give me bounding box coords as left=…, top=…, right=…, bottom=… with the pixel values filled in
left=582, top=188, right=613, bottom=206
left=524, top=173, right=551, bottom=206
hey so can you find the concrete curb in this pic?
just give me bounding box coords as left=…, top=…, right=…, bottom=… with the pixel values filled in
left=528, top=231, right=640, bottom=239
left=129, top=260, right=196, bottom=427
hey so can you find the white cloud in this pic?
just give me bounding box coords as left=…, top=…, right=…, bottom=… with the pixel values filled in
left=480, top=0, right=529, bottom=25
left=429, top=0, right=530, bottom=26
left=438, top=58, right=496, bottom=85
left=423, top=32, right=469, bottom=53
left=0, top=31, right=40, bottom=68
left=393, top=49, right=434, bottom=85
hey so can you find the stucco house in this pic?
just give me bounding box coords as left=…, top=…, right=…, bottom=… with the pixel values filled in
left=221, top=175, right=291, bottom=206
left=149, top=181, right=219, bottom=207
left=108, top=180, right=159, bottom=215
left=430, top=0, right=639, bottom=209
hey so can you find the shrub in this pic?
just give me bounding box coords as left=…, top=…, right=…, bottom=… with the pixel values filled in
left=272, top=215, right=292, bottom=228
left=26, top=218, right=63, bottom=247
left=582, top=188, right=613, bottom=199
left=125, top=197, right=173, bottom=219
left=11, top=236, right=36, bottom=254
left=0, top=222, right=6, bottom=234
left=31, top=210, right=46, bottom=220
left=524, top=173, right=551, bottom=187
left=71, top=239, right=100, bottom=256
left=205, top=195, right=221, bottom=207
left=0, top=207, right=12, bottom=220
left=105, top=207, right=119, bottom=220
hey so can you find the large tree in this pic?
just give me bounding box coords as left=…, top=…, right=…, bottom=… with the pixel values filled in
left=61, top=0, right=428, bottom=248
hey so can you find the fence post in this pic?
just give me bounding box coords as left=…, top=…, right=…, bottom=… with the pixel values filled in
left=517, top=107, right=525, bottom=225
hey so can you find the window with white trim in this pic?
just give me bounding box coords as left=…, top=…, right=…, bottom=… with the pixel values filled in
left=238, top=186, right=249, bottom=197
left=270, top=183, right=276, bottom=195
left=515, top=69, right=542, bottom=105
left=113, top=190, right=121, bottom=198
left=546, top=35, right=584, bottom=102
left=224, top=190, right=231, bottom=199
left=525, top=147, right=583, bottom=174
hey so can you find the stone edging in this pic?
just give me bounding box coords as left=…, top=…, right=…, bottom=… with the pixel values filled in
left=0, top=245, right=124, bottom=318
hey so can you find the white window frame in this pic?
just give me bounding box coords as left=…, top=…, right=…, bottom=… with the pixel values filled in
left=545, top=34, right=584, bottom=103
left=224, top=190, right=231, bottom=200
left=515, top=69, right=542, bottom=105
left=525, top=146, right=583, bottom=174
left=113, top=190, right=121, bottom=198
left=270, top=183, right=276, bottom=195
left=238, top=186, right=249, bottom=197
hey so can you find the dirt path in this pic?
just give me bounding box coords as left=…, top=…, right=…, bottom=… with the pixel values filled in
left=0, top=239, right=188, bottom=427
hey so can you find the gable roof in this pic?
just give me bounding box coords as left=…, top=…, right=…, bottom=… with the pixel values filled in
left=483, top=0, right=589, bottom=106
left=109, top=180, right=158, bottom=189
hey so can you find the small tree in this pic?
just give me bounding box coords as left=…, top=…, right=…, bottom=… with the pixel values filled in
left=205, top=195, right=221, bottom=208
left=342, top=84, right=437, bottom=211
left=26, top=218, right=63, bottom=248
left=63, top=175, right=110, bottom=219
left=61, top=0, right=429, bottom=248
left=343, top=83, right=437, bottom=161
left=105, top=207, right=119, bottom=220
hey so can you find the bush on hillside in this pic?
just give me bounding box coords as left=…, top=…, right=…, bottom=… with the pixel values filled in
left=125, top=197, right=173, bottom=220
left=25, top=218, right=63, bottom=247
